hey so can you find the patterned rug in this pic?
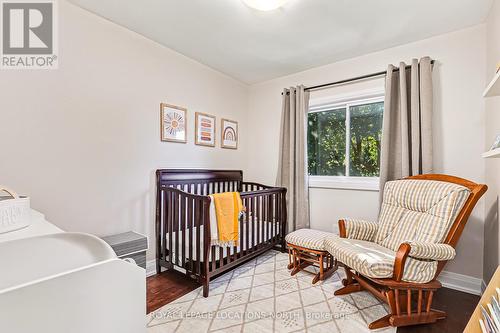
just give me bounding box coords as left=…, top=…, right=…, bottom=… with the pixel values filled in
left=147, top=250, right=396, bottom=333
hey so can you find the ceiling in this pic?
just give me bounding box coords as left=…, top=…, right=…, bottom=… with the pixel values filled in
left=69, top=0, right=493, bottom=84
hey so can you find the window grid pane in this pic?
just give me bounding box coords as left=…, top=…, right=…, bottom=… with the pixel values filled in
left=307, top=108, right=346, bottom=176
left=307, top=100, right=384, bottom=177
left=349, top=101, right=384, bottom=177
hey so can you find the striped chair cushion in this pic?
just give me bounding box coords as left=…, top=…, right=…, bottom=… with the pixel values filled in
left=406, top=241, right=456, bottom=261
left=375, top=180, right=470, bottom=251
left=285, top=229, right=336, bottom=251
left=325, top=235, right=438, bottom=283
left=343, top=219, right=378, bottom=242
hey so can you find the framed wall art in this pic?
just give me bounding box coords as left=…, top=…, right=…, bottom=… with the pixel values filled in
left=160, top=103, right=187, bottom=143
left=195, top=112, right=216, bottom=147
left=221, top=118, right=238, bottom=149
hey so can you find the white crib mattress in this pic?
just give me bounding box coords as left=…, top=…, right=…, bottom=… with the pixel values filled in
left=167, top=220, right=281, bottom=263
left=0, top=209, right=63, bottom=243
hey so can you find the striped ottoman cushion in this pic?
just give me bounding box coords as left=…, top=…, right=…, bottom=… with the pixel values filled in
left=285, top=229, right=336, bottom=251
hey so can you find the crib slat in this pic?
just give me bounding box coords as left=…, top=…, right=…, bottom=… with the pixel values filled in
left=174, top=193, right=179, bottom=267
left=273, top=193, right=277, bottom=243
left=181, top=194, right=186, bottom=268
left=211, top=245, right=216, bottom=272
left=275, top=193, right=279, bottom=242
left=266, top=194, right=274, bottom=244
left=253, top=196, right=257, bottom=251
left=168, top=192, right=174, bottom=267
left=162, top=191, right=167, bottom=261
left=269, top=194, right=273, bottom=242
left=188, top=197, right=194, bottom=272
left=202, top=201, right=210, bottom=280
left=241, top=199, right=246, bottom=256
left=246, top=197, right=250, bottom=255
left=257, top=195, right=261, bottom=247
left=219, top=246, right=224, bottom=267
left=195, top=199, right=201, bottom=275
left=262, top=194, right=273, bottom=244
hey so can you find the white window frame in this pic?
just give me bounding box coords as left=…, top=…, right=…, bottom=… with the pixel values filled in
left=308, top=88, right=384, bottom=191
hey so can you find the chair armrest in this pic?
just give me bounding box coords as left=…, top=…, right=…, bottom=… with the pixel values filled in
left=338, top=219, right=378, bottom=241
left=405, top=241, right=456, bottom=261
left=392, top=242, right=456, bottom=281
left=393, top=243, right=412, bottom=281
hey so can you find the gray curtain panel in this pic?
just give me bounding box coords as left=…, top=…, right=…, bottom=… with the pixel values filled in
left=379, top=57, right=433, bottom=200
left=276, top=85, right=310, bottom=233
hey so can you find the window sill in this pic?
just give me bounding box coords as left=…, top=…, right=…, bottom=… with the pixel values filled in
left=308, top=176, right=380, bottom=191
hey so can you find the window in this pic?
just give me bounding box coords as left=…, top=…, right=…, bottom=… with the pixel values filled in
left=307, top=94, right=384, bottom=190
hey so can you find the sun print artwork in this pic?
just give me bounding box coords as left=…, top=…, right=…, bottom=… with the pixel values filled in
left=221, top=118, right=238, bottom=149
left=160, top=103, right=187, bottom=143
left=195, top=112, right=216, bottom=147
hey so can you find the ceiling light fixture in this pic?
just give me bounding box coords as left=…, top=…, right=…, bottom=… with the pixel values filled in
left=242, top=0, right=289, bottom=11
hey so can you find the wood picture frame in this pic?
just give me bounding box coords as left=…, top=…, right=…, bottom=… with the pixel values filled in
left=195, top=112, right=216, bottom=147
left=221, top=118, right=238, bottom=149
left=160, top=103, right=187, bottom=143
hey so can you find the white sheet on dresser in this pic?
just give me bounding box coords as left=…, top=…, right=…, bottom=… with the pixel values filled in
left=167, top=220, right=281, bottom=263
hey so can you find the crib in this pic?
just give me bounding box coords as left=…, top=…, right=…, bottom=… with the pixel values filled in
left=155, top=169, right=287, bottom=297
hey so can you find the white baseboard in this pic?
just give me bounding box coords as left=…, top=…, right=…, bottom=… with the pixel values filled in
left=437, top=270, right=483, bottom=296
left=146, top=259, right=157, bottom=277
left=147, top=259, right=482, bottom=295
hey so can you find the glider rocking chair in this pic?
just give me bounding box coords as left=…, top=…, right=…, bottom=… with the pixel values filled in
left=325, top=174, right=487, bottom=329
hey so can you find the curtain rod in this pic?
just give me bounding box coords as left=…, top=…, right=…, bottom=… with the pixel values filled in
left=282, top=59, right=435, bottom=94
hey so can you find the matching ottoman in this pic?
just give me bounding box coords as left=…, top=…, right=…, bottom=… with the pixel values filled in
left=285, top=229, right=338, bottom=284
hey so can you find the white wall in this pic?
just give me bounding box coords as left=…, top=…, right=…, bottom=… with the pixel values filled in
left=484, top=0, right=500, bottom=284
left=0, top=1, right=249, bottom=260
left=0, top=1, right=489, bottom=281
left=247, top=25, right=487, bottom=279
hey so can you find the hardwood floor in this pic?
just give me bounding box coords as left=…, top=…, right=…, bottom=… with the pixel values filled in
left=147, top=271, right=479, bottom=332
left=147, top=270, right=200, bottom=314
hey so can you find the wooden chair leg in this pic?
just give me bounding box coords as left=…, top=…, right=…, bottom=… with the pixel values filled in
left=342, top=265, right=354, bottom=286
left=334, top=265, right=362, bottom=295
left=287, top=247, right=294, bottom=269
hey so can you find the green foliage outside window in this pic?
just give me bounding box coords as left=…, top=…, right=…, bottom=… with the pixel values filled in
left=307, top=101, right=383, bottom=177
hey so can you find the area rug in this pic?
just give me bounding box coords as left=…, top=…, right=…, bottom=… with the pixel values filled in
left=147, top=250, right=396, bottom=333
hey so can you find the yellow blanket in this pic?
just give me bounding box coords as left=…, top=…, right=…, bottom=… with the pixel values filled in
left=209, top=192, right=243, bottom=247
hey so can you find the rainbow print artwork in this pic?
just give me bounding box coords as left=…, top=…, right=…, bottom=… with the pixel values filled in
left=222, top=119, right=238, bottom=149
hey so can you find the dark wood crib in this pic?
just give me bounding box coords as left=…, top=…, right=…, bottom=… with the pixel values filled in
left=155, top=169, right=287, bottom=297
